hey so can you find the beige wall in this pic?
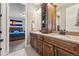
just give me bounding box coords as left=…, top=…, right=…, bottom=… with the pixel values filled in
left=32, top=8, right=41, bottom=31
left=27, top=4, right=41, bottom=45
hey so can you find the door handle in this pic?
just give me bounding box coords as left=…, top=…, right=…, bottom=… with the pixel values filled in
left=0, top=39, right=3, bottom=42
left=0, top=14, right=2, bottom=17
left=0, top=48, right=2, bottom=50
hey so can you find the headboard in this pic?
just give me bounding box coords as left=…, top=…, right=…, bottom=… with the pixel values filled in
left=10, top=27, right=23, bottom=32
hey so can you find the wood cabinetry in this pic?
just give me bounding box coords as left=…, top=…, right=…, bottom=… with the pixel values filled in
left=30, top=33, right=79, bottom=56
left=43, top=42, right=54, bottom=56
left=55, top=47, right=75, bottom=56
left=30, top=33, right=38, bottom=52
left=41, top=3, right=56, bottom=33
left=37, top=39, right=43, bottom=56
left=37, top=35, right=43, bottom=55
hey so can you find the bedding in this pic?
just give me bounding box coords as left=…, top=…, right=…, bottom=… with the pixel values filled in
left=10, top=31, right=25, bottom=41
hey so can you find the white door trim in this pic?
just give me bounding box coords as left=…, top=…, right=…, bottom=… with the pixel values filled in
left=6, top=3, right=28, bottom=55
left=6, top=3, right=10, bottom=55
left=1, top=3, right=8, bottom=56
left=1, top=3, right=28, bottom=56
left=25, top=3, right=28, bottom=47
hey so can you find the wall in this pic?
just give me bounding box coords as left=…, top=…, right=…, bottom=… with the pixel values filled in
left=32, top=8, right=41, bottom=31
left=66, top=4, right=79, bottom=32
left=9, top=3, right=25, bottom=31
left=27, top=4, right=41, bottom=45
left=9, top=3, right=25, bottom=18
left=27, top=4, right=36, bottom=45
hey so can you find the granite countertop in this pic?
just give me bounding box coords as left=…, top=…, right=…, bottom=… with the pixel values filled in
left=31, top=31, right=79, bottom=44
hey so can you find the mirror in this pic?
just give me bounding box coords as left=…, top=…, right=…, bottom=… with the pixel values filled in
left=56, top=3, right=79, bottom=32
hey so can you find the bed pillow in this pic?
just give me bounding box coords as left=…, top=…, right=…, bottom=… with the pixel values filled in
left=14, top=30, right=19, bottom=33
left=10, top=30, right=14, bottom=32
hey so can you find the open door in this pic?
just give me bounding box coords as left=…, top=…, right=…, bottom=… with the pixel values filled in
left=0, top=3, right=28, bottom=56
left=6, top=3, right=28, bottom=55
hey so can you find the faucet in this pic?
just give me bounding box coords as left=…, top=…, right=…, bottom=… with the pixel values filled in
left=59, top=29, right=66, bottom=35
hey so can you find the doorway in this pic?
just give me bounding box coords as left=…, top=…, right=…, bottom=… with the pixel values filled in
left=8, top=3, right=26, bottom=53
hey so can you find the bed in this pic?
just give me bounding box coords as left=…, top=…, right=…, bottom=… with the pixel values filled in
left=9, top=27, right=25, bottom=41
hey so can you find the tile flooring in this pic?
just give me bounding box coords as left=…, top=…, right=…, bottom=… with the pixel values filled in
left=8, top=40, right=39, bottom=56
left=9, top=40, right=25, bottom=53
left=26, top=47, right=39, bottom=56
left=7, top=48, right=26, bottom=56
left=8, top=47, right=39, bottom=56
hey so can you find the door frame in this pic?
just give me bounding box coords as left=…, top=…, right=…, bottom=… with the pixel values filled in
left=7, top=3, right=28, bottom=54
left=1, top=3, right=28, bottom=55
left=1, top=3, right=8, bottom=56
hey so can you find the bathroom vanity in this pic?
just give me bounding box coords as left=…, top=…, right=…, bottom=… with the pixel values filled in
left=30, top=32, right=79, bottom=56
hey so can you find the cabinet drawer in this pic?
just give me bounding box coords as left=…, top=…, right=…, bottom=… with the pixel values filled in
left=56, top=47, right=75, bottom=56
left=43, top=36, right=79, bottom=55
left=30, top=33, right=37, bottom=37
left=53, top=39, right=79, bottom=55
left=43, top=36, right=55, bottom=44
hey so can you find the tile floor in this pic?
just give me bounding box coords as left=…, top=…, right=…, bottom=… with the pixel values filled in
left=7, top=48, right=26, bottom=56
left=26, top=47, right=39, bottom=56
left=8, top=39, right=39, bottom=56
left=9, top=40, right=25, bottom=53
left=7, top=47, right=39, bottom=56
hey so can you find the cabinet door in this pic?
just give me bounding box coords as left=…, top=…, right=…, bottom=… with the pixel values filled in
left=56, top=48, right=75, bottom=56
left=30, top=35, right=34, bottom=48
left=43, top=42, right=54, bottom=56
left=37, top=40, right=43, bottom=56
left=30, top=34, right=38, bottom=51
left=33, top=37, right=37, bottom=51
